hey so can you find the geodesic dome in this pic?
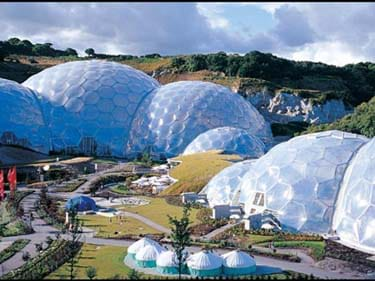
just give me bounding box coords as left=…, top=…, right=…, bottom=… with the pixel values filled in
left=332, top=138, right=375, bottom=254
left=183, top=127, right=265, bottom=158
left=127, top=81, right=272, bottom=158
left=23, top=60, right=159, bottom=157
left=65, top=195, right=97, bottom=212
left=0, top=78, right=49, bottom=153
left=221, top=250, right=256, bottom=276
left=240, top=130, right=368, bottom=234
left=200, top=160, right=255, bottom=208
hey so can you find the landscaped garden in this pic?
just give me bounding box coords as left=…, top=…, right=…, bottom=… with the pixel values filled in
left=0, top=190, right=34, bottom=237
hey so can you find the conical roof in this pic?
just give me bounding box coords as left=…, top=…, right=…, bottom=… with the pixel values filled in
left=187, top=250, right=222, bottom=270
left=221, top=250, right=256, bottom=268
left=156, top=250, right=178, bottom=267
left=135, top=244, right=165, bottom=261
left=128, top=237, right=162, bottom=254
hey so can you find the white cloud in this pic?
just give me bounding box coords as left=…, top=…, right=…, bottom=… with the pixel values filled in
left=286, top=41, right=367, bottom=66
left=197, top=3, right=230, bottom=29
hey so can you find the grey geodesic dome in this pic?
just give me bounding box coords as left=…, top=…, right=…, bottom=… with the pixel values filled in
left=23, top=60, right=160, bottom=157
left=200, top=160, right=255, bottom=208
left=0, top=78, right=49, bottom=153
left=240, top=130, right=368, bottom=234
left=183, top=127, right=265, bottom=158
left=332, top=138, right=375, bottom=254
left=127, top=81, right=272, bottom=158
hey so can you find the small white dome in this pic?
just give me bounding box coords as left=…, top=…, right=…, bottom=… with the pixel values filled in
left=156, top=250, right=178, bottom=267
left=127, top=237, right=161, bottom=255
left=221, top=250, right=256, bottom=268
left=135, top=244, right=165, bottom=261
left=187, top=250, right=222, bottom=270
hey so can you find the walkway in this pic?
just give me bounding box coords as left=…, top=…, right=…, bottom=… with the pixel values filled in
left=120, top=211, right=171, bottom=234
left=201, top=221, right=241, bottom=240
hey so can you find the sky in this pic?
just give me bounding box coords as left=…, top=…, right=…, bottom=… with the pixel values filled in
left=0, top=2, right=374, bottom=66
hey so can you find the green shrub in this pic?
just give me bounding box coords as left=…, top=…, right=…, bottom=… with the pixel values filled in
left=0, top=239, right=30, bottom=264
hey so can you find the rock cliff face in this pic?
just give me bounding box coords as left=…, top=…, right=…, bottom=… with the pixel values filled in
left=243, top=91, right=352, bottom=125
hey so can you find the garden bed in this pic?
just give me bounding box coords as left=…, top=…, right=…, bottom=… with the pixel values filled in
left=0, top=239, right=30, bottom=264
left=1, top=239, right=82, bottom=280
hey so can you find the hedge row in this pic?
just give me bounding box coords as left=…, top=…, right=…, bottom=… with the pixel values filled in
left=0, top=239, right=30, bottom=264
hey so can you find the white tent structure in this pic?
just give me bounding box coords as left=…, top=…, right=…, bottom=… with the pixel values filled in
left=126, top=237, right=162, bottom=259
left=221, top=250, right=256, bottom=276
left=156, top=250, right=179, bottom=274
left=135, top=244, right=165, bottom=268
left=187, top=250, right=223, bottom=277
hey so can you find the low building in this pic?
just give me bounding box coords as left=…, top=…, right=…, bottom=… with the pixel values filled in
left=181, top=192, right=207, bottom=205
left=212, top=204, right=242, bottom=220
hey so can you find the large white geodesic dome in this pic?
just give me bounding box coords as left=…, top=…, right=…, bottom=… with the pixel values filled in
left=23, top=60, right=160, bottom=157
left=183, top=127, right=265, bottom=158
left=239, top=130, right=368, bottom=233
left=0, top=78, right=49, bottom=153
left=200, top=160, right=255, bottom=208
left=127, top=81, right=272, bottom=158
left=332, top=138, right=375, bottom=254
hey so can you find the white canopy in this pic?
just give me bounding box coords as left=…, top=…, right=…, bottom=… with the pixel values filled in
left=128, top=237, right=162, bottom=254
left=221, top=250, right=256, bottom=268
left=135, top=244, right=165, bottom=261
left=156, top=250, right=178, bottom=267
left=187, top=250, right=222, bottom=270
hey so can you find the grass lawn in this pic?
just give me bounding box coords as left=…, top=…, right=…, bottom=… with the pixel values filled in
left=47, top=243, right=156, bottom=279
left=79, top=215, right=162, bottom=238
left=118, top=196, right=199, bottom=228
left=161, top=151, right=241, bottom=195
left=259, top=240, right=326, bottom=261
left=110, top=184, right=132, bottom=195
left=92, top=158, right=118, bottom=164
left=248, top=234, right=275, bottom=244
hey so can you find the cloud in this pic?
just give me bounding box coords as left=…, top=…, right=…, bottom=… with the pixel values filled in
left=0, top=2, right=374, bottom=65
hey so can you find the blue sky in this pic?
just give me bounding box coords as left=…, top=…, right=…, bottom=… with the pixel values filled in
left=1, top=2, right=374, bottom=66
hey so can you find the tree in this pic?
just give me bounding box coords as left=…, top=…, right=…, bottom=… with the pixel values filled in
left=168, top=204, right=192, bottom=279
left=85, top=48, right=95, bottom=57
left=67, top=207, right=82, bottom=280
left=65, top=48, right=78, bottom=57
left=127, top=269, right=142, bottom=280
left=85, top=266, right=97, bottom=280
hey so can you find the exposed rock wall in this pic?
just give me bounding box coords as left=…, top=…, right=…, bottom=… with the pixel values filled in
left=244, top=91, right=352, bottom=125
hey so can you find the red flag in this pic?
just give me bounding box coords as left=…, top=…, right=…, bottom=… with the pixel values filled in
left=7, top=166, right=16, bottom=193
left=0, top=170, right=4, bottom=200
